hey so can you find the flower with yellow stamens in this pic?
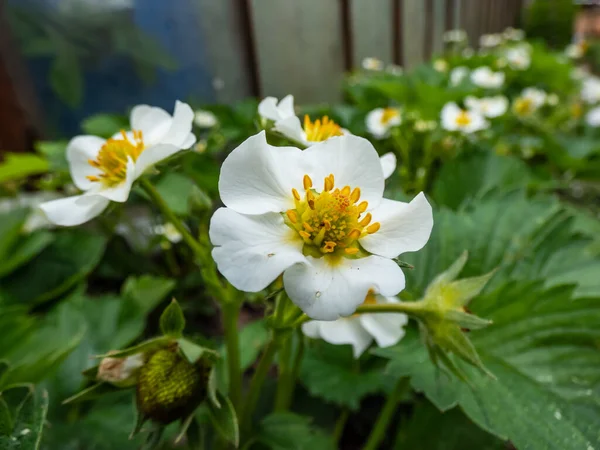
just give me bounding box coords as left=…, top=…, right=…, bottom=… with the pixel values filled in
left=365, top=107, right=402, bottom=139
left=40, top=101, right=196, bottom=226
left=210, top=132, right=433, bottom=320
left=441, top=102, right=488, bottom=133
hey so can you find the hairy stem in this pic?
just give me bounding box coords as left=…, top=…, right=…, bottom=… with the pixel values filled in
left=222, top=301, right=242, bottom=414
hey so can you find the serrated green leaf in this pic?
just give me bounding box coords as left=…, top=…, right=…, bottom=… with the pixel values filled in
left=159, top=299, right=185, bottom=338
left=207, top=391, right=239, bottom=448
left=256, top=412, right=335, bottom=450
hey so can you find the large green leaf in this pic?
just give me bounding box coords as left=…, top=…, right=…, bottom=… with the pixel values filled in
left=0, top=209, right=29, bottom=259
left=0, top=154, right=49, bottom=184
left=0, top=231, right=54, bottom=278
left=375, top=281, right=600, bottom=450
left=254, top=412, right=335, bottom=450
left=0, top=230, right=107, bottom=305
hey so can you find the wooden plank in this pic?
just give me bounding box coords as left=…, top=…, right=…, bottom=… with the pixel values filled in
left=351, top=0, right=394, bottom=67
left=431, top=0, right=446, bottom=55
left=193, top=0, right=253, bottom=104
left=250, top=0, right=345, bottom=103
left=401, top=0, right=426, bottom=67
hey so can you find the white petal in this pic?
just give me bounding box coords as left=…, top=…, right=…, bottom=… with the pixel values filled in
left=316, top=319, right=374, bottom=358
left=160, top=101, right=196, bottom=147
left=441, top=103, right=460, bottom=131
left=359, top=296, right=408, bottom=348
left=302, top=135, right=384, bottom=209
left=181, top=133, right=197, bottom=150
left=301, top=321, right=321, bottom=339
left=273, top=116, right=308, bottom=146
left=135, top=144, right=182, bottom=178
left=366, top=109, right=388, bottom=138
left=258, top=97, right=281, bottom=121
left=283, top=255, right=405, bottom=321
left=66, top=136, right=106, bottom=191
left=210, top=207, right=306, bottom=292
left=130, top=104, right=172, bottom=145
left=96, top=158, right=135, bottom=202
left=360, top=192, right=433, bottom=258
left=380, top=153, right=397, bottom=180
left=277, top=95, right=295, bottom=119
left=218, top=131, right=306, bottom=215
left=39, top=194, right=110, bottom=226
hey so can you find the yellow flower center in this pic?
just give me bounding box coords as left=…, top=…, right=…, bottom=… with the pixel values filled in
left=514, top=97, right=533, bottom=116
left=380, top=108, right=400, bottom=125
left=455, top=110, right=472, bottom=127
left=284, top=174, right=379, bottom=259
left=87, top=130, right=145, bottom=187
left=303, top=115, right=343, bottom=142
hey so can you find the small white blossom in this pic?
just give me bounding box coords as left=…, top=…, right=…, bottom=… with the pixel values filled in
left=547, top=94, right=559, bottom=106
left=464, top=96, right=508, bottom=118
left=433, top=59, right=449, bottom=73
left=443, top=29, right=467, bottom=43
left=194, top=109, right=218, bottom=128
left=386, top=64, right=403, bottom=76
left=506, top=46, right=531, bottom=70
left=479, top=33, right=503, bottom=48
left=450, top=66, right=469, bottom=86
left=441, top=102, right=488, bottom=133
left=362, top=57, right=384, bottom=71
left=365, top=107, right=402, bottom=139
left=414, top=120, right=437, bottom=132
left=581, top=76, right=600, bottom=104
left=586, top=106, right=600, bottom=127
left=462, top=48, right=475, bottom=58
left=302, top=292, right=408, bottom=358
left=470, top=67, right=505, bottom=89
left=154, top=222, right=183, bottom=243
left=503, top=27, right=525, bottom=41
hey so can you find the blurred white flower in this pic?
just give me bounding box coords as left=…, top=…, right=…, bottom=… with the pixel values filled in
left=386, top=64, right=404, bottom=76
left=433, top=59, right=449, bottom=73
left=464, top=96, right=508, bottom=118
left=585, top=106, right=600, bottom=127
left=571, top=67, right=589, bottom=81
left=443, top=29, right=467, bottom=43
left=581, top=76, right=600, bottom=104
left=154, top=222, right=183, bottom=244
left=450, top=66, right=469, bottom=86
left=546, top=93, right=559, bottom=106
left=513, top=88, right=547, bottom=116
left=39, top=102, right=196, bottom=227
left=470, top=67, right=505, bottom=89
left=503, top=27, right=525, bottom=41
left=194, top=110, right=218, bottom=128
left=565, top=41, right=587, bottom=59
left=362, top=57, right=384, bottom=71
left=462, top=48, right=475, bottom=58
left=414, top=120, right=437, bottom=132
left=302, top=291, right=408, bottom=358
left=365, top=107, right=402, bottom=139
left=441, top=102, right=488, bottom=133
left=210, top=132, right=433, bottom=320
left=479, top=33, right=503, bottom=48
left=506, top=46, right=531, bottom=70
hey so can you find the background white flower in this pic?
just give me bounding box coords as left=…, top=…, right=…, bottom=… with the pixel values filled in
left=522, top=87, right=547, bottom=108
left=479, top=33, right=503, bottom=48
left=464, top=96, right=508, bottom=118
left=503, top=27, right=524, bottom=41
left=433, top=59, right=448, bottom=73
left=365, top=107, right=402, bottom=139
left=40, top=101, right=196, bottom=226
left=194, top=109, right=218, bottom=128
left=210, top=132, right=433, bottom=320
left=581, top=76, right=600, bottom=104
left=362, top=57, right=384, bottom=71
left=506, top=46, right=531, bottom=70
left=470, top=67, right=505, bottom=89
left=450, top=66, right=469, bottom=86
left=443, top=29, right=467, bottom=43
left=441, top=102, right=488, bottom=133
left=586, top=106, right=600, bottom=127
left=302, top=293, right=408, bottom=358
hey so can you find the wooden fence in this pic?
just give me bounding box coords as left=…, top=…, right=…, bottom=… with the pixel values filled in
left=196, top=0, right=524, bottom=104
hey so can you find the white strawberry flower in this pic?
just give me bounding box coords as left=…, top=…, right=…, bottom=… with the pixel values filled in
left=512, top=88, right=547, bottom=116
left=193, top=109, right=218, bottom=128
left=40, top=101, right=196, bottom=226
left=506, top=46, right=531, bottom=70
left=210, top=132, right=433, bottom=320
left=433, top=59, right=448, bottom=73
left=365, top=107, right=402, bottom=139
left=362, top=57, right=384, bottom=71
left=464, top=96, right=508, bottom=118
left=585, top=106, right=600, bottom=127
left=450, top=66, right=469, bottom=86
left=443, top=29, right=467, bottom=43
left=302, top=291, right=408, bottom=357
left=470, top=67, right=505, bottom=89
left=581, top=76, right=600, bottom=104
left=479, top=33, right=503, bottom=48
left=503, top=27, right=525, bottom=41
left=441, top=102, right=488, bottom=133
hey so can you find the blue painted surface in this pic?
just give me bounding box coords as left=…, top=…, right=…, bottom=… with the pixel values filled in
left=9, top=0, right=215, bottom=137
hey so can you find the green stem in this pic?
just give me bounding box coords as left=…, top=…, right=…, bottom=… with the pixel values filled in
left=362, top=377, right=410, bottom=450
left=222, top=302, right=242, bottom=414
left=332, top=409, right=350, bottom=445
left=139, top=178, right=204, bottom=257
left=273, top=334, right=292, bottom=411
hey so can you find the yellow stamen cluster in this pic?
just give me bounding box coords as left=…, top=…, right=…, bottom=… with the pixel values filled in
left=455, top=110, right=472, bottom=127
left=285, top=173, right=380, bottom=258
left=380, top=107, right=400, bottom=125
left=87, top=130, right=145, bottom=187
left=303, top=115, right=343, bottom=142
left=513, top=97, right=533, bottom=116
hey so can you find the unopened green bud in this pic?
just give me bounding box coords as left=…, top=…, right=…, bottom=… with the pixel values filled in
left=136, top=347, right=210, bottom=424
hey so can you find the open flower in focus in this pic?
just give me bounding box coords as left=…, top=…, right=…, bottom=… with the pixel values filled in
left=365, top=107, right=401, bottom=139
left=464, top=96, right=508, bottom=118
left=362, top=57, right=384, bottom=71
left=586, top=106, right=600, bottom=127
left=513, top=88, right=546, bottom=116
left=40, top=101, right=196, bottom=226
left=581, top=76, right=600, bottom=104
left=193, top=109, right=218, bottom=128
left=302, top=291, right=408, bottom=357
left=441, top=102, right=488, bottom=133
left=506, top=46, right=531, bottom=70
left=210, top=132, right=433, bottom=320
left=470, top=67, right=505, bottom=89
left=479, top=33, right=503, bottom=48
left=450, top=66, right=469, bottom=86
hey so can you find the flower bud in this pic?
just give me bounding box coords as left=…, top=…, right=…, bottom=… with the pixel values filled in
left=136, top=347, right=210, bottom=424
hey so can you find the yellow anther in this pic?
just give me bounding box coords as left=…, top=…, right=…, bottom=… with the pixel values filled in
left=341, top=186, right=351, bottom=197
left=350, top=187, right=361, bottom=203
left=455, top=110, right=472, bottom=127
left=359, top=213, right=372, bottom=227
left=358, top=201, right=368, bottom=213
left=367, top=222, right=381, bottom=234
left=86, top=175, right=100, bottom=182
left=292, top=188, right=301, bottom=201
left=345, top=247, right=359, bottom=255
left=303, top=175, right=313, bottom=190
left=323, top=219, right=331, bottom=230
left=286, top=210, right=298, bottom=223
left=324, top=175, right=334, bottom=191
left=322, top=241, right=337, bottom=253
left=299, top=230, right=311, bottom=240
left=302, top=222, right=314, bottom=232
left=303, top=115, right=343, bottom=142
left=306, top=190, right=315, bottom=209
left=347, top=229, right=361, bottom=240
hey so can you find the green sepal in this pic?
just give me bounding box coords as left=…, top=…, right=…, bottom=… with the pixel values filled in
left=207, top=391, right=239, bottom=448
left=160, top=299, right=186, bottom=338
left=95, top=336, right=172, bottom=359
left=177, top=338, right=219, bottom=365
left=444, top=310, right=493, bottom=330
left=62, top=382, right=121, bottom=405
